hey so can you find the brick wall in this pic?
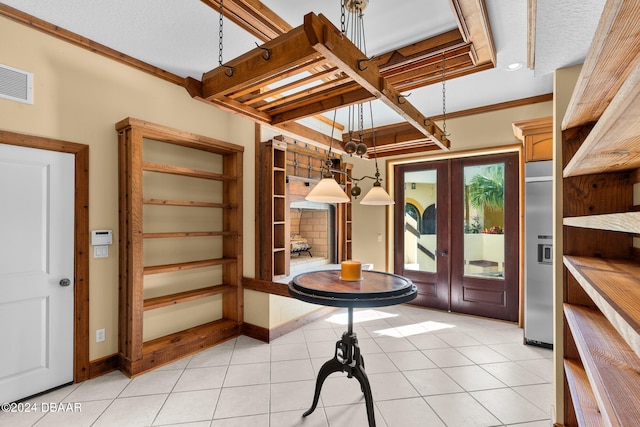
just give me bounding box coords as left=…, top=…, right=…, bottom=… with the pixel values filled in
left=298, top=209, right=328, bottom=259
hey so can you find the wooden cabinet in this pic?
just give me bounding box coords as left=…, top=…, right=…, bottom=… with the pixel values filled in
left=559, top=3, right=640, bottom=424
left=512, top=116, right=552, bottom=162
left=256, top=136, right=352, bottom=281
left=116, top=118, right=243, bottom=376
left=257, top=138, right=289, bottom=279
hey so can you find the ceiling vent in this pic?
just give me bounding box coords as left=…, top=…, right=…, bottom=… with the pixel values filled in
left=0, top=64, right=33, bottom=104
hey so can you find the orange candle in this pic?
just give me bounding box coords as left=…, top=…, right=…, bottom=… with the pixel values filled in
left=341, top=260, right=362, bottom=281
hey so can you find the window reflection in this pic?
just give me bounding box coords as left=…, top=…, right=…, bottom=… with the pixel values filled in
left=463, top=163, right=505, bottom=279
left=403, top=170, right=437, bottom=273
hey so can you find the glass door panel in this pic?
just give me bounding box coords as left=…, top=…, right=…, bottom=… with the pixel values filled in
left=394, top=161, right=449, bottom=311
left=450, top=153, right=519, bottom=322
left=462, top=163, right=505, bottom=279
left=403, top=169, right=438, bottom=273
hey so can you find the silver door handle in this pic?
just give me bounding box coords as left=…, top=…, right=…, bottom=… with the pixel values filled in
left=59, top=278, right=71, bottom=287
left=441, top=251, right=448, bottom=257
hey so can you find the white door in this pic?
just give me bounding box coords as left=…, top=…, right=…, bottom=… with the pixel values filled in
left=0, top=144, right=75, bottom=403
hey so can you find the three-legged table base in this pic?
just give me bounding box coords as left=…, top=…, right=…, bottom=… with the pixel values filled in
left=302, top=308, right=376, bottom=427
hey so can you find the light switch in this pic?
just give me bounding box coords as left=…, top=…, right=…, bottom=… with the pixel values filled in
left=94, top=245, right=108, bottom=258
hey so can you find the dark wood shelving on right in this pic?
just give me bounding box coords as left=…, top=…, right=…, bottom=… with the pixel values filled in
left=560, top=1, right=640, bottom=425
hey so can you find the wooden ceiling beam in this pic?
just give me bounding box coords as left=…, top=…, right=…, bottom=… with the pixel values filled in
left=271, top=87, right=374, bottom=124
left=201, top=26, right=320, bottom=99
left=199, top=0, right=291, bottom=41
left=384, top=53, right=475, bottom=92
left=256, top=76, right=354, bottom=112
left=344, top=122, right=429, bottom=147
left=304, top=13, right=449, bottom=150
left=372, top=29, right=465, bottom=70
left=450, top=0, right=496, bottom=66
left=230, top=57, right=329, bottom=99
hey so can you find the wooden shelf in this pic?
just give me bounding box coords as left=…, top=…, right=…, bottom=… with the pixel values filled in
left=565, top=256, right=640, bottom=351
left=144, top=258, right=237, bottom=275
left=143, top=198, right=237, bottom=208
left=143, top=231, right=237, bottom=239
left=121, top=318, right=240, bottom=375
left=563, top=212, right=640, bottom=234
left=563, top=359, right=604, bottom=427
left=142, top=161, right=236, bottom=181
left=143, top=285, right=232, bottom=311
left=563, top=304, right=640, bottom=425
left=563, top=256, right=640, bottom=358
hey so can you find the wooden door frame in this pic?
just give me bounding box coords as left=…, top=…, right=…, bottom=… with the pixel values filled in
left=0, top=130, right=90, bottom=383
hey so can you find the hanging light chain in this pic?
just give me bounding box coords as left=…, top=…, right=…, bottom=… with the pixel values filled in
left=340, top=0, right=346, bottom=34
left=441, top=52, right=448, bottom=136
left=218, top=0, right=224, bottom=66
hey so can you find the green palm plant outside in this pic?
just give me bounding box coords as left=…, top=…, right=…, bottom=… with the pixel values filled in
left=468, top=165, right=504, bottom=211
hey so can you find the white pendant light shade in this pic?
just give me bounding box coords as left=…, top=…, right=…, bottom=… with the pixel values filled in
left=306, top=177, right=350, bottom=203
left=360, top=183, right=395, bottom=205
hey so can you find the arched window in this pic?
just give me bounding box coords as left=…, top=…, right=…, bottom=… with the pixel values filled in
left=421, top=204, right=436, bottom=234
left=405, top=203, right=421, bottom=233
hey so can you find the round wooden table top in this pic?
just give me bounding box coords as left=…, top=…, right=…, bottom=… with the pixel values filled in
left=289, top=269, right=417, bottom=308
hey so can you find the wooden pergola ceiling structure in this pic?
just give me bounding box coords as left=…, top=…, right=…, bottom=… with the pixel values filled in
left=186, top=12, right=450, bottom=150
left=190, top=0, right=496, bottom=156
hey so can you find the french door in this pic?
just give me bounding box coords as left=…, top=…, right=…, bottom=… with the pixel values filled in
left=394, top=152, right=519, bottom=322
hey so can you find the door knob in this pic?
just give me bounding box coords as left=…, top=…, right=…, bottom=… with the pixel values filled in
left=59, top=278, right=71, bottom=287
left=441, top=251, right=448, bottom=257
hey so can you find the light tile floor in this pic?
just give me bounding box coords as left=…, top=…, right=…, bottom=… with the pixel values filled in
left=1, top=305, right=553, bottom=427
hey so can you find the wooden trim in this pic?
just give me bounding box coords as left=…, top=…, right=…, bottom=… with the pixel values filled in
left=242, top=322, right=270, bottom=343
left=88, top=354, right=120, bottom=379
left=527, top=0, right=537, bottom=69
left=512, top=116, right=553, bottom=142
left=242, top=306, right=338, bottom=343
left=243, top=277, right=290, bottom=298
left=431, top=93, right=553, bottom=122
left=0, top=130, right=90, bottom=383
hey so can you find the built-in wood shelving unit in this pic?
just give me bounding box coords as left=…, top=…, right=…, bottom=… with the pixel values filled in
left=116, top=117, right=243, bottom=376
left=560, top=1, right=640, bottom=424
left=257, top=138, right=289, bottom=279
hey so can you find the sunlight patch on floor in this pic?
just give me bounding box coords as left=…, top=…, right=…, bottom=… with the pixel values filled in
left=374, top=320, right=456, bottom=338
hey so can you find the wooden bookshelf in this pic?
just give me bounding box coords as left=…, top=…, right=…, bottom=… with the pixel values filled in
left=560, top=2, right=640, bottom=424
left=116, top=117, right=243, bottom=376
left=257, top=138, right=289, bottom=279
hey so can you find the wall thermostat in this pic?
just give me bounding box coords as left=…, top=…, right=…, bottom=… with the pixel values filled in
left=91, top=230, right=113, bottom=246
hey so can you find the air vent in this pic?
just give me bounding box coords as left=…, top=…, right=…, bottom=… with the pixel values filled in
left=0, top=64, right=33, bottom=104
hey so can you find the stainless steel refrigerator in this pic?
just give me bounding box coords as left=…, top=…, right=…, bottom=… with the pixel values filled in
left=524, top=160, right=553, bottom=348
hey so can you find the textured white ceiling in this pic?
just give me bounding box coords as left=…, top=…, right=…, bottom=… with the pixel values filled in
left=534, top=0, right=607, bottom=76
left=1, top=0, right=604, bottom=128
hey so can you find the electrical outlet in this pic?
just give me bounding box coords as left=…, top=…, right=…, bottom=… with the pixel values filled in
left=96, top=328, right=105, bottom=343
